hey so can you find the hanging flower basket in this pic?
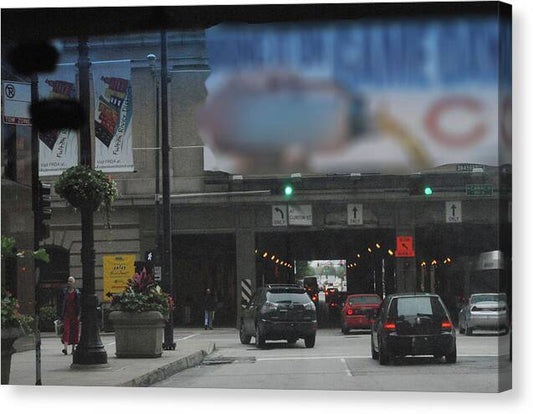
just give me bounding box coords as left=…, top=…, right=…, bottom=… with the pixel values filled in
left=55, top=165, right=118, bottom=227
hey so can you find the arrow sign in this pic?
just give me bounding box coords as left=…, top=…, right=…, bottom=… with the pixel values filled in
left=272, top=205, right=287, bottom=226
left=347, top=204, right=363, bottom=225
left=445, top=201, right=462, bottom=223
left=396, top=236, right=415, bottom=257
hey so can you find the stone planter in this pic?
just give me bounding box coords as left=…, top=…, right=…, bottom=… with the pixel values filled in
left=1, top=327, right=24, bottom=384
left=109, top=311, right=166, bottom=358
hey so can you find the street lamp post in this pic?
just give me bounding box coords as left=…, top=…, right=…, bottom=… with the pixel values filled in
left=72, top=37, right=107, bottom=365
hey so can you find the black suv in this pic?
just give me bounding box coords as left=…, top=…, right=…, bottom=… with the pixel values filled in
left=239, top=284, right=318, bottom=348
left=371, top=293, right=457, bottom=365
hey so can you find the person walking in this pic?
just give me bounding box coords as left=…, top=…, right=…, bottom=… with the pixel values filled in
left=60, top=276, right=81, bottom=355
left=204, top=288, right=217, bottom=330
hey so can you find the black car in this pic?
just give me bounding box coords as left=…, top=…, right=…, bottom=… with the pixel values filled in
left=371, top=293, right=457, bottom=365
left=239, top=284, right=318, bottom=348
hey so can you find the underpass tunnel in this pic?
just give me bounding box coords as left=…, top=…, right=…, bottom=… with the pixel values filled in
left=172, top=233, right=237, bottom=327
left=414, top=223, right=508, bottom=321
left=254, top=229, right=396, bottom=296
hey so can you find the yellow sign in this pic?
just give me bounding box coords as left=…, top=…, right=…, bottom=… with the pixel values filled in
left=103, top=254, right=136, bottom=302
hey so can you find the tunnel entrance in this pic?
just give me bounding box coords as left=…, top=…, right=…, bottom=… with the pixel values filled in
left=172, top=233, right=236, bottom=327
left=254, top=229, right=396, bottom=297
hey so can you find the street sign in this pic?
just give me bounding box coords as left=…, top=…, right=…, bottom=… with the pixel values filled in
left=272, top=205, right=287, bottom=226
left=395, top=236, right=415, bottom=257
left=347, top=203, right=363, bottom=225
left=2, top=81, right=31, bottom=125
left=153, top=266, right=162, bottom=282
left=445, top=201, right=462, bottom=223
left=466, top=184, right=493, bottom=196
left=288, top=204, right=313, bottom=226
left=102, top=254, right=136, bottom=301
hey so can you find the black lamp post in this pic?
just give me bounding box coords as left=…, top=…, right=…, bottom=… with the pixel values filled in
left=72, top=37, right=107, bottom=365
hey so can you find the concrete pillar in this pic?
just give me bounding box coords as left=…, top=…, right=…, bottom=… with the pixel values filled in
left=394, top=203, right=417, bottom=293
left=235, top=208, right=256, bottom=327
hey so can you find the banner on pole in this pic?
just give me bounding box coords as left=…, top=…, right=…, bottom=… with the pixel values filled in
left=103, top=254, right=136, bottom=302
left=93, top=60, right=134, bottom=172
left=38, top=64, right=79, bottom=176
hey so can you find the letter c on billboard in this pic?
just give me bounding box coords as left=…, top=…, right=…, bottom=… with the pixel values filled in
left=424, top=96, right=486, bottom=147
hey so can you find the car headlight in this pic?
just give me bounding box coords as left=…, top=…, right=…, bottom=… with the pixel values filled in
left=303, top=302, right=315, bottom=310
left=261, top=301, right=279, bottom=312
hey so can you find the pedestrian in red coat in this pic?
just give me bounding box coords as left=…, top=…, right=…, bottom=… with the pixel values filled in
left=60, top=276, right=81, bottom=355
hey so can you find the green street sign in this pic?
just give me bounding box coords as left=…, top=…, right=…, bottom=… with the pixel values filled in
left=466, top=184, right=493, bottom=196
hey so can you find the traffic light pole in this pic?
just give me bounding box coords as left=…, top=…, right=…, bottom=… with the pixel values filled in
left=160, top=29, right=175, bottom=351
left=72, top=37, right=107, bottom=365
left=30, top=74, right=42, bottom=386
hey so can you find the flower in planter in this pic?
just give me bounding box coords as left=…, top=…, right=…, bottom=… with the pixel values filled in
left=1, top=288, right=34, bottom=334
left=54, top=165, right=118, bottom=228
left=111, top=268, right=174, bottom=317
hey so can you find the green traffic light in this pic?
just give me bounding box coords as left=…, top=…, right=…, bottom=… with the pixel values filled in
left=424, top=187, right=433, bottom=196
left=284, top=185, right=293, bottom=196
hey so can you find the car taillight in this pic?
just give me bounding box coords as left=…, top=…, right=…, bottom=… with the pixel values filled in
left=441, top=319, right=452, bottom=331
left=347, top=309, right=354, bottom=316
left=312, top=295, right=318, bottom=302
left=384, top=322, right=396, bottom=330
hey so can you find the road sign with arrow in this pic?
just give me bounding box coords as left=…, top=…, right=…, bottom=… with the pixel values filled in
left=395, top=236, right=415, bottom=257
left=347, top=203, right=363, bottom=225
left=445, top=201, right=462, bottom=223
left=272, top=205, right=287, bottom=226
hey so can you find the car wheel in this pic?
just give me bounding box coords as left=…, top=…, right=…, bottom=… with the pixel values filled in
left=255, top=324, right=266, bottom=348
left=465, top=323, right=473, bottom=336
left=304, top=335, right=316, bottom=348
left=342, top=326, right=348, bottom=335
left=445, top=346, right=457, bottom=364
left=239, top=322, right=251, bottom=345
left=378, top=337, right=390, bottom=365
left=371, top=341, right=379, bottom=360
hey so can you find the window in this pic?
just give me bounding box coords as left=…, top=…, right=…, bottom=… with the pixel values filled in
left=348, top=295, right=381, bottom=305
left=40, top=245, right=69, bottom=283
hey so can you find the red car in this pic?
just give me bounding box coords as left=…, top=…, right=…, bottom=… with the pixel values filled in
left=341, top=294, right=382, bottom=334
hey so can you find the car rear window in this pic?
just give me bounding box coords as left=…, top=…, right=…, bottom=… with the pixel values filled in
left=471, top=294, right=506, bottom=303
left=348, top=296, right=381, bottom=305
left=267, top=292, right=312, bottom=304
left=390, top=296, right=445, bottom=318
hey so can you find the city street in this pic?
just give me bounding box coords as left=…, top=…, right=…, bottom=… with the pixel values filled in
left=153, top=326, right=511, bottom=392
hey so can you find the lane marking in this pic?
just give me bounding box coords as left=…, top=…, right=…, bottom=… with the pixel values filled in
left=340, top=358, right=352, bottom=377
left=255, top=354, right=504, bottom=362
left=177, top=334, right=199, bottom=341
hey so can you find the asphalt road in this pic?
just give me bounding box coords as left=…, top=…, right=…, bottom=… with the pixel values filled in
left=153, top=326, right=511, bottom=392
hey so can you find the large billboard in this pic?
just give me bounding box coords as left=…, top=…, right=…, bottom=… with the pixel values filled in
left=200, top=18, right=511, bottom=174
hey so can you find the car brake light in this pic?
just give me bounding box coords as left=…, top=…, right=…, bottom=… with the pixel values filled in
left=384, top=322, right=396, bottom=330
left=347, top=309, right=354, bottom=316
left=441, top=319, right=452, bottom=331
left=312, top=295, right=318, bottom=302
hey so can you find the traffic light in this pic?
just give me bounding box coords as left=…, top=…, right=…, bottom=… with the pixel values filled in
left=37, top=181, right=52, bottom=241
left=409, top=176, right=433, bottom=197
left=283, top=184, right=294, bottom=197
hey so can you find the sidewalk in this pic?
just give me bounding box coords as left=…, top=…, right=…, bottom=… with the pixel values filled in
left=8, top=329, right=216, bottom=387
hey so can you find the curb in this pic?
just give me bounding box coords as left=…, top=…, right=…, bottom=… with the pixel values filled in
left=121, top=342, right=216, bottom=387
